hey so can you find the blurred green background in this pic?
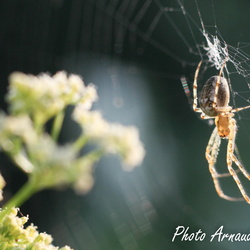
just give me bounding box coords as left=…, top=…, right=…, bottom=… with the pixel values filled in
left=1, top=0, right=250, bottom=250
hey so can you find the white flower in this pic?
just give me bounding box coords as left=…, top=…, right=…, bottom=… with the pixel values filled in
left=7, top=71, right=97, bottom=125
left=26, top=135, right=97, bottom=194
left=73, top=109, right=108, bottom=138
left=0, top=174, right=5, bottom=201
left=73, top=107, right=145, bottom=169
left=0, top=208, right=73, bottom=249
left=27, top=135, right=77, bottom=189
left=78, top=84, right=98, bottom=110
left=0, top=114, right=37, bottom=145
left=108, top=125, right=146, bottom=170
left=73, top=169, right=94, bottom=194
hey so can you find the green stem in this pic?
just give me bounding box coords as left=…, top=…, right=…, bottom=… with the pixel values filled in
left=13, top=152, right=34, bottom=173
left=78, top=148, right=105, bottom=166
left=73, top=135, right=88, bottom=152
left=0, top=180, right=38, bottom=221
left=51, top=110, right=65, bottom=141
left=33, top=114, right=45, bottom=135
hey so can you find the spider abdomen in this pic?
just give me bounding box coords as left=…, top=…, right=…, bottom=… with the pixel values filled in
left=199, top=76, right=230, bottom=117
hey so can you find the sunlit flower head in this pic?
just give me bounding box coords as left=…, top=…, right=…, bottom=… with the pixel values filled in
left=0, top=114, right=36, bottom=165
left=73, top=106, right=145, bottom=169
left=26, top=135, right=97, bottom=194
left=0, top=174, right=5, bottom=201
left=0, top=208, right=73, bottom=249
left=7, top=71, right=97, bottom=125
left=0, top=70, right=146, bottom=249
left=78, top=83, right=98, bottom=110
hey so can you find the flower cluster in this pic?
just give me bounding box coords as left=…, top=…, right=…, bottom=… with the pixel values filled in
left=27, top=135, right=96, bottom=193
left=73, top=108, right=145, bottom=170
left=3, top=71, right=145, bottom=191
left=0, top=71, right=145, bottom=249
left=0, top=175, right=5, bottom=202
left=0, top=208, right=72, bottom=249
left=7, top=72, right=98, bottom=126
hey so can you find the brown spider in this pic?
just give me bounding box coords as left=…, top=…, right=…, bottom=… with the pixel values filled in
left=193, top=61, right=250, bottom=203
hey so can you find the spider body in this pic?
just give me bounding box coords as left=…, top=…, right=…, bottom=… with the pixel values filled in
left=199, top=76, right=230, bottom=117
left=215, top=114, right=232, bottom=138
left=193, top=61, right=250, bottom=203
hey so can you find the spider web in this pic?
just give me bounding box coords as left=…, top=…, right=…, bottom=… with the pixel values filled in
left=84, top=0, right=250, bottom=165
left=48, top=0, right=250, bottom=249
left=87, top=0, right=250, bottom=113
left=179, top=0, right=250, bottom=117
left=57, top=0, right=250, bottom=247
left=88, top=0, right=250, bottom=193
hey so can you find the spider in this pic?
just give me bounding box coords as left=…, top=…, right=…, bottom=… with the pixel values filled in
left=193, top=61, right=250, bottom=203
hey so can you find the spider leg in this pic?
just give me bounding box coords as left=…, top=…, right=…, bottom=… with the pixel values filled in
left=201, top=114, right=215, bottom=120
left=206, top=127, right=243, bottom=201
left=193, top=61, right=203, bottom=113
left=227, top=118, right=250, bottom=203
left=192, top=61, right=216, bottom=119
left=232, top=154, right=250, bottom=180
left=206, top=127, right=238, bottom=177
left=232, top=105, right=250, bottom=113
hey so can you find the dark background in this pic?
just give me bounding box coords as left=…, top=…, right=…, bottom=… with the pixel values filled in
left=1, top=1, right=250, bottom=249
